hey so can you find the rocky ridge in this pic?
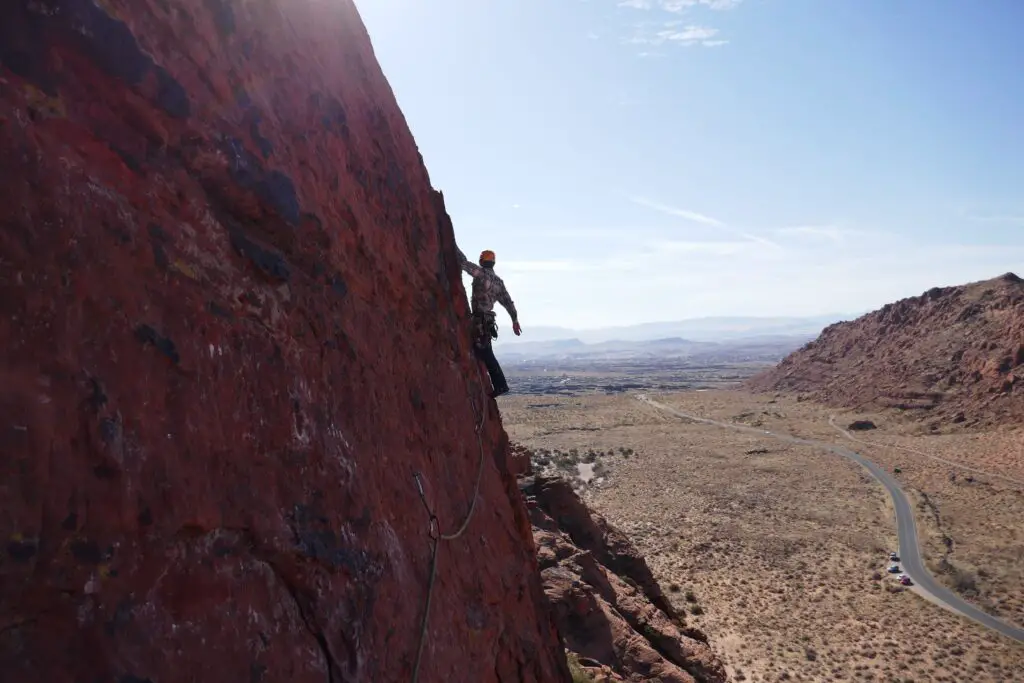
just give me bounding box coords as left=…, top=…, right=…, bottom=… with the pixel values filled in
left=514, top=452, right=727, bottom=683
left=747, top=274, right=1024, bottom=429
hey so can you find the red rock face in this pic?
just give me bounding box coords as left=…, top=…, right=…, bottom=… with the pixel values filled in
left=748, top=274, right=1024, bottom=429
left=0, top=2, right=569, bottom=681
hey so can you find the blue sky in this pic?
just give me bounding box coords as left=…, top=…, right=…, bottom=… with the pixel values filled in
left=354, top=0, right=1024, bottom=329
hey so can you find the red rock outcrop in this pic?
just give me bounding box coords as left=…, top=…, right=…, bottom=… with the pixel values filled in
left=0, top=1, right=571, bottom=681
left=747, top=274, right=1024, bottom=429
left=509, top=442, right=535, bottom=478
left=523, top=476, right=727, bottom=683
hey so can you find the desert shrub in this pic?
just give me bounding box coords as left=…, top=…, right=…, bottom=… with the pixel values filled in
left=684, top=589, right=697, bottom=603
left=689, top=604, right=704, bottom=616
left=638, top=622, right=658, bottom=640
left=566, top=652, right=595, bottom=683
left=941, top=560, right=979, bottom=597
left=952, top=568, right=978, bottom=596
left=669, top=582, right=681, bottom=593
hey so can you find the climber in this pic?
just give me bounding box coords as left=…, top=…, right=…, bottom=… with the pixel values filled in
left=455, top=245, right=521, bottom=398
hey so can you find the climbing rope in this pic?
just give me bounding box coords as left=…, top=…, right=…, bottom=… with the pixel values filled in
left=410, top=475, right=441, bottom=683
left=409, top=362, right=489, bottom=683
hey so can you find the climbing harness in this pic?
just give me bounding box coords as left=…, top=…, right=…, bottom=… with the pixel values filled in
left=470, top=311, right=499, bottom=348
left=409, top=363, right=489, bottom=683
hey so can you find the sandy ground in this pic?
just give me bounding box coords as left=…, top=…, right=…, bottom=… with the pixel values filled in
left=501, top=390, right=1024, bottom=683
left=658, top=390, right=1024, bottom=632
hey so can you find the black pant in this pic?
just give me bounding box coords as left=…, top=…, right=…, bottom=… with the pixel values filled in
left=474, top=338, right=508, bottom=394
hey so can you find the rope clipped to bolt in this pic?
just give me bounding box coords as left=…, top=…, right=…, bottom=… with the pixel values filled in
left=410, top=362, right=489, bottom=683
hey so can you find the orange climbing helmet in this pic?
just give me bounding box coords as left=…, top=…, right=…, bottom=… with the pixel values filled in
left=479, top=249, right=496, bottom=264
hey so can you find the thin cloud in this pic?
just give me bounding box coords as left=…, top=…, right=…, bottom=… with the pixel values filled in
left=662, top=25, right=719, bottom=43
left=660, top=0, right=742, bottom=11
left=631, top=196, right=783, bottom=249
left=620, top=0, right=743, bottom=10
left=631, top=196, right=725, bottom=226
left=617, top=0, right=741, bottom=47
left=626, top=23, right=727, bottom=47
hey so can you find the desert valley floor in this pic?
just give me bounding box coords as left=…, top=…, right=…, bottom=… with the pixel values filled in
left=502, top=389, right=1024, bottom=683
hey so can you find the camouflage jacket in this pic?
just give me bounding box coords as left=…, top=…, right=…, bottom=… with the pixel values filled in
left=456, top=246, right=519, bottom=323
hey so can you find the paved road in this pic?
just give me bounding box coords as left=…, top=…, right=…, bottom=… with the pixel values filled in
left=635, top=394, right=1024, bottom=644
left=827, top=415, right=1024, bottom=488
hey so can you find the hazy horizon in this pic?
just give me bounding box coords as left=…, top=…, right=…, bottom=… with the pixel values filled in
left=490, top=311, right=849, bottom=345
left=356, top=0, right=1024, bottom=329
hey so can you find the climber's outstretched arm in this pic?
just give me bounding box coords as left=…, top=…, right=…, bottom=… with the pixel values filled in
left=455, top=245, right=482, bottom=278
left=495, top=282, right=522, bottom=336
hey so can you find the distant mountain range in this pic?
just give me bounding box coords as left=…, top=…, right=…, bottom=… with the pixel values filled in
left=496, top=332, right=824, bottom=364
left=490, top=315, right=860, bottom=365
left=494, top=314, right=853, bottom=349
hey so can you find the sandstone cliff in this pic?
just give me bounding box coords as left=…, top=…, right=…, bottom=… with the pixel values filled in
left=747, top=273, right=1024, bottom=429
left=0, top=1, right=571, bottom=681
